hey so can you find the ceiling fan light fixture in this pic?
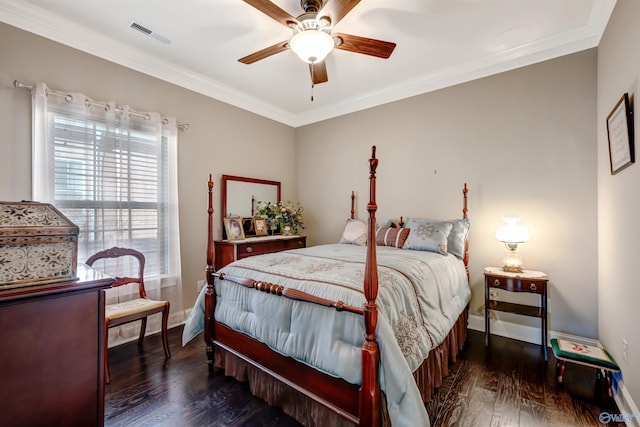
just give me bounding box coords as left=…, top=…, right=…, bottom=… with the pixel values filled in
left=290, top=29, right=334, bottom=63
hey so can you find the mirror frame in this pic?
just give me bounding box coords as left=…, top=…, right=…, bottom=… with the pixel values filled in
left=221, top=174, right=281, bottom=236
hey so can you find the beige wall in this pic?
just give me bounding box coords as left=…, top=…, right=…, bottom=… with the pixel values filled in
left=296, top=49, right=599, bottom=339
left=598, top=0, right=640, bottom=410
left=0, top=23, right=296, bottom=307
left=0, top=22, right=602, bottom=343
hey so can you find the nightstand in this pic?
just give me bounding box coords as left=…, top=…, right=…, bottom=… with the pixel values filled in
left=484, top=266, right=549, bottom=361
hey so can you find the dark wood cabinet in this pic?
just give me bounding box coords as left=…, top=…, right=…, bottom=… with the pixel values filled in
left=0, top=264, right=114, bottom=427
left=215, top=235, right=307, bottom=269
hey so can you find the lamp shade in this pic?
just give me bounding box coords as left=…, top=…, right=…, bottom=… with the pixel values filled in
left=495, top=217, right=530, bottom=243
left=290, top=29, right=334, bottom=63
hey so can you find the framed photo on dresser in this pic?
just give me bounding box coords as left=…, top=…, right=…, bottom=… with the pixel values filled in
left=242, top=217, right=256, bottom=237
left=254, top=217, right=268, bottom=236
left=224, top=217, right=245, bottom=240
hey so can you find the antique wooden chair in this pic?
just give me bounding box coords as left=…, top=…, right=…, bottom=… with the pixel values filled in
left=86, top=247, right=170, bottom=383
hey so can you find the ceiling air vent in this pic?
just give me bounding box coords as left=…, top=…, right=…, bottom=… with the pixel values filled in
left=129, top=21, right=171, bottom=44
left=130, top=21, right=152, bottom=35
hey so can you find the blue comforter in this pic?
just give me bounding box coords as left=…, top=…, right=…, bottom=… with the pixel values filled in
left=183, top=243, right=470, bottom=426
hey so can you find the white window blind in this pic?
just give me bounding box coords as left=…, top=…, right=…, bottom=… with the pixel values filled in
left=49, top=112, right=169, bottom=276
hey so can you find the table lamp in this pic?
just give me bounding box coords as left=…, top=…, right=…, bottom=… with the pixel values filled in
left=495, top=217, right=530, bottom=273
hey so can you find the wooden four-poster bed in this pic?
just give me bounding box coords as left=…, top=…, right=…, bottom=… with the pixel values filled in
left=188, top=146, right=471, bottom=426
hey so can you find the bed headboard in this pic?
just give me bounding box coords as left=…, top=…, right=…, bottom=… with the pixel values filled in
left=348, top=181, right=470, bottom=276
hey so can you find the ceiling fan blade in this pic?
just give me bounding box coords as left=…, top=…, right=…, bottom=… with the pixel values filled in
left=309, top=61, right=328, bottom=84
left=319, top=0, right=361, bottom=26
left=238, top=41, right=289, bottom=64
left=334, top=33, right=396, bottom=59
left=243, top=0, right=298, bottom=26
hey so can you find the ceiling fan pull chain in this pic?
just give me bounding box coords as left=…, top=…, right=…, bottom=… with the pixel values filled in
left=310, top=65, right=315, bottom=102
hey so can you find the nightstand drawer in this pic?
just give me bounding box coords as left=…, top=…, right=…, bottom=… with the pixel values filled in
left=487, top=275, right=545, bottom=294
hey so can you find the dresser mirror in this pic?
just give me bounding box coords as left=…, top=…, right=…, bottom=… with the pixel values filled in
left=221, top=175, right=281, bottom=238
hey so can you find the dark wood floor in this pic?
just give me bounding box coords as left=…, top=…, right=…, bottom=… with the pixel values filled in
left=105, top=327, right=623, bottom=426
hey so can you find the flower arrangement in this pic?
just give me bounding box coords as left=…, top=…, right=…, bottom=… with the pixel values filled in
left=256, top=200, right=305, bottom=235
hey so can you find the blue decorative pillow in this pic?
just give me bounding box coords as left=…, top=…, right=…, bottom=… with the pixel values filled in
left=447, top=218, right=470, bottom=259
left=403, top=218, right=453, bottom=255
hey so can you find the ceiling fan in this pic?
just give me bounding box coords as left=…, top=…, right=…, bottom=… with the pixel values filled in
left=239, top=0, right=396, bottom=86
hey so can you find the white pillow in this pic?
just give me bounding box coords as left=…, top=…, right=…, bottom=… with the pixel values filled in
left=339, top=219, right=367, bottom=246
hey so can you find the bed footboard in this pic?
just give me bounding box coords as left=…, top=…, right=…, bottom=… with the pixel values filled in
left=212, top=306, right=470, bottom=427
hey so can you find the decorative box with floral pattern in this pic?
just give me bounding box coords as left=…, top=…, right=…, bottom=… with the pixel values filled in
left=0, top=202, right=78, bottom=289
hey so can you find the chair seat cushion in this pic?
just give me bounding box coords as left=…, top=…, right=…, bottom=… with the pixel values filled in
left=106, top=298, right=167, bottom=320
left=551, top=338, right=619, bottom=371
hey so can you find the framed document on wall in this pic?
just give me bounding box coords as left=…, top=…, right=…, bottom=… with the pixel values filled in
left=607, top=93, right=635, bottom=175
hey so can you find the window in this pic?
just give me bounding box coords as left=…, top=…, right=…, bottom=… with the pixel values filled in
left=31, top=82, right=182, bottom=283
left=31, top=82, right=184, bottom=345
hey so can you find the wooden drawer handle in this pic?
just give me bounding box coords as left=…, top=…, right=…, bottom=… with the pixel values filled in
left=246, top=247, right=253, bottom=253
left=297, top=241, right=303, bottom=246
left=530, top=283, right=537, bottom=291
left=493, top=279, right=500, bottom=286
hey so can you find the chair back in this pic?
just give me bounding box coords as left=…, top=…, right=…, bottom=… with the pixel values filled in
left=86, top=247, right=147, bottom=298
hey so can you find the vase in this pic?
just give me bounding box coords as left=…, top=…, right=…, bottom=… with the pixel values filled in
left=269, top=224, right=278, bottom=235
left=282, top=225, right=292, bottom=236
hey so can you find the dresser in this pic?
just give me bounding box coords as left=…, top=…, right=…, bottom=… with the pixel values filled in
left=215, top=235, right=307, bottom=269
left=0, top=264, right=114, bottom=427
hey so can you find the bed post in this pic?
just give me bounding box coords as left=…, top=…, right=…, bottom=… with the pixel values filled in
left=350, top=191, right=355, bottom=220
left=360, top=146, right=381, bottom=427
left=462, top=183, right=469, bottom=280
left=205, top=174, right=216, bottom=372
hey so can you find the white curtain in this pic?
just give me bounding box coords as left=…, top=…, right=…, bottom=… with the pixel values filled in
left=32, top=82, right=184, bottom=347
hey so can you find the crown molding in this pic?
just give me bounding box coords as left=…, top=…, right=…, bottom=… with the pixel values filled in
left=0, top=0, right=298, bottom=126
left=292, top=5, right=614, bottom=127
left=0, top=0, right=616, bottom=128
